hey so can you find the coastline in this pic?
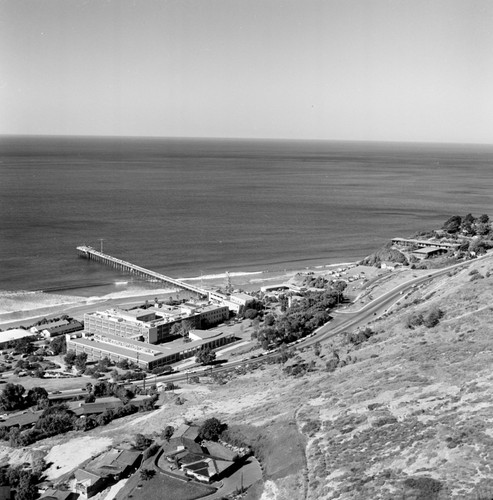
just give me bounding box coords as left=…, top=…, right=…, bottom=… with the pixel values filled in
left=0, top=259, right=358, bottom=329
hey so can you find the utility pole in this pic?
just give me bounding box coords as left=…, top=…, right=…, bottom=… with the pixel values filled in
left=99, top=239, right=104, bottom=253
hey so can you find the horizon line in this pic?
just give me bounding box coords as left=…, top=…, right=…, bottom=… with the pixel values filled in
left=1, top=133, right=492, bottom=147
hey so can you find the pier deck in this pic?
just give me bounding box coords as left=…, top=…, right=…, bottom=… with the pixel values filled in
left=76, top=246, right=207, bottom=297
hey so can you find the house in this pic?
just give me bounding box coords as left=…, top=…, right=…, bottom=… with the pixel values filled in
left=0, top=410, right=42, bottom=430
left=39, top=321, right=84, bottom=339
left=170, top=424, right=201, bottom=449
left=39, top=488, right=78, bottom=500
left=70, top=397, right=124, bottom=417
left=181, top=457, right=235, bottom=483
left=412, top=246, right=449, bottom=260
left=85, top=449, right=142, bottom=481
left=74, top=469, right=106, bottom=498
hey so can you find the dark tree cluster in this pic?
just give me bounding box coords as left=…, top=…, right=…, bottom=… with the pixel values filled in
left=64, top=350, right=88, bottom=371
left=346, top=327, right=375, bottom=345
left=257, top=288, right=343, bottom=348
left=49, top=335, right=67, bottom=355
left=0, top=465, right=40, bottom=500
left=199, top=417, right=227, bottom=441
left=442, top=213, right=491, bottom=236
left=301, top=274, right=330, bottom=289
left=195, top=347, right=216, bottom=365
left=0, top=398, right=150, bottom=447
left=405, top=306, right=444, bottom=329
left=111, top=369, right=147, bottom=382
left=4, top=336, right=36, bottom=354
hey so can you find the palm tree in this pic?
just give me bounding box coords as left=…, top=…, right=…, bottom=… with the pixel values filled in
left=139, top=468, right=155, bottom=481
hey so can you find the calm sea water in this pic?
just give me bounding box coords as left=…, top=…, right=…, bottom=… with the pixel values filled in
left=1, top=136, right=492, bottom=295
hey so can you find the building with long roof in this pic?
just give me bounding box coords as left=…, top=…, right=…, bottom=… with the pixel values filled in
left=66, top=328, right=234, bottom=370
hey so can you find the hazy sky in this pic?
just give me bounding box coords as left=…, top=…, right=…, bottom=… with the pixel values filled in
left=2, top=0, right=493, bottom=142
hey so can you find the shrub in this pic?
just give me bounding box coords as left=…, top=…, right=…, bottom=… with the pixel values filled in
left=470, top=273, right=484, bottom=281
left=244, top=309, right=258, bottom=319
left=134, top=433, right=153, bottom=451
left=302, top=420, right=321, bottom=436
left=423, top=307, right=444, bottom=328
left=403, top=476, right=442, bottom=497
left=406, top=312, right=424, bottom=328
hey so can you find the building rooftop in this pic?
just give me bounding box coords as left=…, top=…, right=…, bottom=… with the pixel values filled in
left=0, top=328, right=36, bottom=344
left=0, top=410, right=42, bottom=428
left=87, top=449, right=141, bottom=476
left=74, top=469, right=102, bottom=485
left=412, top=246, right=444, bottom=255
left=71, top=329, right=234, bottom=363
left=172, top=424, right=200, bottom=442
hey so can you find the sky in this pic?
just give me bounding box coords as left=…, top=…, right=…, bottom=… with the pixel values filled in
left=1, top=0, right=493, bottom=143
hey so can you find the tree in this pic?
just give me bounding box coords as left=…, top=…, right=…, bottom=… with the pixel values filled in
left=11, top=337, right=36, bottom=355
left=139, top=468, right=155, bottom=481
left=0, top=383, right=25, bottom=411
left=244, top=308, right=258, bottom=319
left=64, top=350, right=77, bottom=368
left=8, top=468, right=38, bottom=500
left=181, top=320, right=193, bottom=336
left=195, top=347, right=216, bottom=365
left=170, top=322, right=182, bottom=337
left=50, top=335, right=67, bottom=355
left=74, top=352, right=88, bottom=372
left=26, top=387, right=48, bottom=407
left=116, top=359, right=130, bottom=370
left=134, top=433, right=152, bottom=450
left=199, top=417, right=226, bottom=441
left=442, top=215, right=462, bottom=233
left=162, top=425, right=174, bottom=441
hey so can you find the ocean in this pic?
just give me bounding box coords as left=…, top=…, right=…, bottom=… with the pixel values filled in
left=1, top=136, right=492, bottom=297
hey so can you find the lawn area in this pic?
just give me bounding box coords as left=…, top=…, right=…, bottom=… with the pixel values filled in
left=117, top=469, right=215, bottom=500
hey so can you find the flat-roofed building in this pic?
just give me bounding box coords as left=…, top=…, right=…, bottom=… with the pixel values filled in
left=83, top=302, right=230, bottom=344
left=0, top=329, right=37, bottom=348
left=84, top=309, right=160, bottom=343
left=412, top=246, right=450, bottom=259
left=67, top=329, right=235, bottom=370
left=208, top=291, right=255, bottom=313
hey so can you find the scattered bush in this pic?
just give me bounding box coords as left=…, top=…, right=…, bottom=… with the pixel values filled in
left=470, top=273, right=484, bottom=281
left=134, top=433, right=153, bottom=451
left=422, top=307, right=444, bottom=328
left=403, top=476, right=443, bottom=498
left=302, top=420, right=321, bottom=436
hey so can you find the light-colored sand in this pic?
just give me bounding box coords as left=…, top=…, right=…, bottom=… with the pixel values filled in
left=44, top=436, right=113, bottom=480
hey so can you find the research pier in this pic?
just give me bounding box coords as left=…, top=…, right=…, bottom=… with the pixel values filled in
left=76, top=245, right=207, bottom=297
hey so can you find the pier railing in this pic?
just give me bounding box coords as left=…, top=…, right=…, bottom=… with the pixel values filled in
left=76, top=246, right=207, bottom=297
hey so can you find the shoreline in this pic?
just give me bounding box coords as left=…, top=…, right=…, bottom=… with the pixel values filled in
left=0, top=260, right=359, bottom=329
